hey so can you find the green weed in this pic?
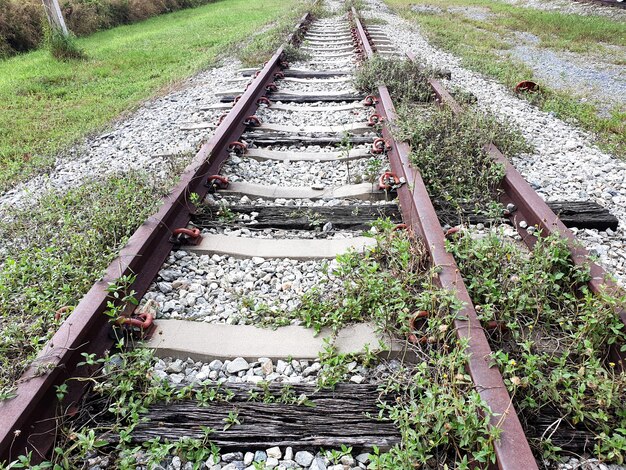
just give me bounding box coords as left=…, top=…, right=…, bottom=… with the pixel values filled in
left=353, top=56, right=435, bottom=103
left=0, top=171, right=177, bottom=397
left=395, top=105, right=530, bottom=215
left=450, top=231, right=626, bottom=463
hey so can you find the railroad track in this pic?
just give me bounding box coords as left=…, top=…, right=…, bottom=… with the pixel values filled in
left=1, top=3, right=624, bottom=469
left=573, top=0, right=625, bottom=8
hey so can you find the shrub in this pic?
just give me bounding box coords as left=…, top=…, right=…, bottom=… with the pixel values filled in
left=0, top=0, right=44, bottom=57
left=46, top=27, right=85, bottom=60
left=353, top=56, right=436, bottom=103
left=128, top=0, right=167, bottom=22
left=395, top=106, right=531, bottom=215
left=63, top=2, right=102, bottom=36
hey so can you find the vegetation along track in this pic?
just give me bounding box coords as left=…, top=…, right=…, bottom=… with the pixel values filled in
left=1, top=2, right=625, bottom=469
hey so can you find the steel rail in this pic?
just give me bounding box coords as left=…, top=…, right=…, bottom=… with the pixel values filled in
left=409, top=52, right=626, bottom=368
left=0, top=12, right=313, bottom=464
left=351, top=9, right=539, bottom=470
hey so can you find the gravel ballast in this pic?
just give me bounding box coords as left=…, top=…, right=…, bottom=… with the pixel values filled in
left=142, top=250, right=332, bottom=324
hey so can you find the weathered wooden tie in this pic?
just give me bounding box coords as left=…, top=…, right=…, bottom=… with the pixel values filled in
left=193, top=204, right=401, bottom=230
left=129, top=384, right=400, bottom=451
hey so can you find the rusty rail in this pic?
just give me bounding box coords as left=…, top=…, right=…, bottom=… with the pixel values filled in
left=351, top=9, right=539, bottom=470
left=0, top=12, right=313, bottom=464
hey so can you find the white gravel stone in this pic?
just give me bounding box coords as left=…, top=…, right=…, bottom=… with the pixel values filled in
left=141, top=250, right=329, bottom=323
left=295, top=451, right=315, bottom=467
left=226, top=357, right=249, bottom=374
left=223, top=155, right=385, bottom=187
left=266, top=447, right=282, bottom=459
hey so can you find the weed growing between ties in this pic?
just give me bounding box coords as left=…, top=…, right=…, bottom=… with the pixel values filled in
left=449, top=232, right=626, bottom=463
left=282, top=43, right=312, bottom=63
left=353, top=56, right=435, bottom=103
left=292, top=220, right=501, bottom=467
left=395, top=106, right=531, bottom=217
left=295, top=219, right=430, bottom=334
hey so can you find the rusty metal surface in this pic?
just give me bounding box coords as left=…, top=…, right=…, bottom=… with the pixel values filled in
left=351, top=11, right=539, bottom=470
left=428, top=78, right=463, bottom=115
left=350, top=8, right=374, bottom=58
left=0, top=14, right=312, bottom=464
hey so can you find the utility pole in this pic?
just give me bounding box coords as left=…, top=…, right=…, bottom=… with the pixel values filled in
left=41, top=0, right=69, bottom=35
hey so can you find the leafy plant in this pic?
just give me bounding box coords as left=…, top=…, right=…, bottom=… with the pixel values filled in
left=294, top=218, right=429, bottom=334
left=450, top=231, right=626, bottom=462
left=223, top=409, right=241, bottom=430
left=217, top=202, right=237, bottom=223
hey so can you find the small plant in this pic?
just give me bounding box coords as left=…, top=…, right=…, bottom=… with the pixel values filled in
left=339, top=133, right=353, bottom=184
left=189, top=192, right=200, bottom=205
left=282, top=43, right=311, bottom=63
left=223, top=409, right=241, bottom=430
left=217, top=201, right=237, bottom=223
left=45, top=27, right=85, bottom=61
left=364, top=156, right=383, bottom=184
left=104, top=274, right=139, bottom=346
left=325, top=445, right=353, bottom=464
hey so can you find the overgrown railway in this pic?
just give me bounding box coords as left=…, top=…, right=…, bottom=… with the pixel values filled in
left=1, top=3, right=625, bottom=469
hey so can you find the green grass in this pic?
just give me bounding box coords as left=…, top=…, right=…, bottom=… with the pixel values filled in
left=0, top=0, right=300, bottom=193
left=383, top=0, right=626, bottom=158
left=0, top=169, right=185, bottom=398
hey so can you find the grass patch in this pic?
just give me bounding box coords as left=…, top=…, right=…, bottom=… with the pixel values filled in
left=0, top=164, right=189, bottom=398
left=353, top=56, right=435, bottom=103
left=450, top=231, right=626, bottom=463
left=0, top=0, right=301, bottom=193
left=46, top=28, right=86, bottom=61
left=383, top=0, right=626, bottom=157
left=393, top=104, right=531, bottom=216
left=386, top=0, right=625, bottom=51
